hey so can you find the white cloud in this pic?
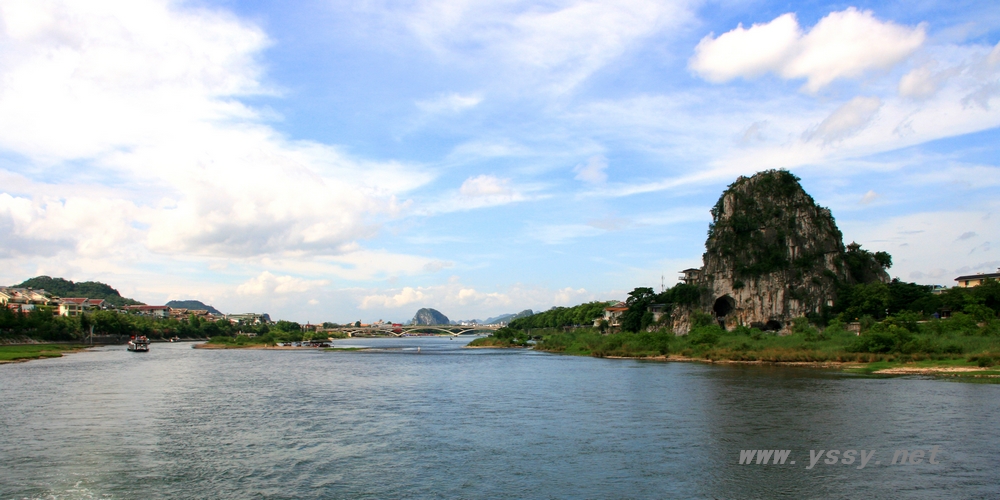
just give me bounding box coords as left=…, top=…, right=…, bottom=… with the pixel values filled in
left=553, top=287, right=589, bottom=306
left=378, top=0, right=695, bottom=92
left=416, top=92, right=483, bottom=113
left=689, top=13, right=801, bottom=83
left=360, top=287, right=426, bottom=309
left=691, top=8, right=925, bottom=92
left=412, top=174, right=530, bottom=213
left=899, top=66, right=942, bottom=99
left=0, top=0, right=434, bottom=263
left=573, top=155, right=608, bottom=184
left=460, top=174, right=512, bottom=197
left=840, top=210, right=1000, bottom=285
left=236, top=271, right=329, bottom=295
left=531, top=223, right=604, bottom=244
left=859, top=190, right=880, bottom=205
left=804, top=96, right=882, bottom=143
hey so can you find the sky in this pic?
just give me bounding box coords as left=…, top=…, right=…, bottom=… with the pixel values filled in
left=1, top=0, right=999, bottom=324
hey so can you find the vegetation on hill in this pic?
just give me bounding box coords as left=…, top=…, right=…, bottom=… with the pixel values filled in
left=508, top=301, right=613, bottom=330
left=705, top=170, right=846, bottom=279
left=14, top=276, right=143, bottom=307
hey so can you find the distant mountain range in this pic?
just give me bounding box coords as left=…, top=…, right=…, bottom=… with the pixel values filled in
left=13, top=276, right=144, bottom=308
left=482, top=310, right=534, bottom=324
left=166, top=300, right=223, bottom=315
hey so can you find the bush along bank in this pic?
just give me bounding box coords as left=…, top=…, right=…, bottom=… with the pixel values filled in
left=490, top=311, right=1000, bottom=375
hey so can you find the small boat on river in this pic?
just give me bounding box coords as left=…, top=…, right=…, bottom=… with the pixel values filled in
left=127, top=335, right=150, bottom=352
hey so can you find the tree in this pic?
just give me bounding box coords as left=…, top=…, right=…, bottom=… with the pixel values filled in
left=621, top=287, right=657, bottom=332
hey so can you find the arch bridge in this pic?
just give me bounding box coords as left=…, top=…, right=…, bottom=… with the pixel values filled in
left=328, top=324, right=501, bottom=338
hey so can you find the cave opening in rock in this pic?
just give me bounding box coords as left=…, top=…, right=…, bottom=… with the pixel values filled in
left=763, top=320, right=783, bottom=331
left=713, top=295, right=735, bottom=317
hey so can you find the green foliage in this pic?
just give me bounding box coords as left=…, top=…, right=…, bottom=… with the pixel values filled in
left=508, top=301, right=611, bottom=330
left=658, top=283, right=701, bottom=306
left=843, top=243, right=891, bottom=284
left=0, top=344, right=88, bottom=361
left=705, top=170, right=840, bottom=279
left=836, top=281, right=891, bottom=320
left=687, top=325, right=722, bottom=345
left=529, top=313, right=1000, bottom=368
left=533, top=328, right=673, bottom=357
left=792, top=317, right=822, bottom=341
left=14, top=276, right=143, bottom=307
left=273, top=320, right=302, bottom=333
left=621, top=287, right=656, bottom=333
left=472, top=326, right=529, bottom=347
left=0, top=306, right=281, bottom=341
left=885, top=279, right=936, bottom=313
left=691, top=311, right=714, bottom=328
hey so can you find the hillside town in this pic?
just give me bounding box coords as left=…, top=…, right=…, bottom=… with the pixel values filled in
left=0, top=287, right=269, bottom=326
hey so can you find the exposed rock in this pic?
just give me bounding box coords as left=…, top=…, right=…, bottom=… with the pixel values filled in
left=411, top=308, right=451, bottom=325
left=673, top=170, right=889, bottom=334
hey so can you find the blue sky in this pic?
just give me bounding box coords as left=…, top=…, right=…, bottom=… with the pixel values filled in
left=1, top=0, right=998, bottom=323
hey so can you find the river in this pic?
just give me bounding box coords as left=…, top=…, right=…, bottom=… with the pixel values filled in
left=1, top=337, right=998, bottom=499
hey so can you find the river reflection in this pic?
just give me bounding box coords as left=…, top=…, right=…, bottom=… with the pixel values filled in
left=1, top=337, right=998, bottom=499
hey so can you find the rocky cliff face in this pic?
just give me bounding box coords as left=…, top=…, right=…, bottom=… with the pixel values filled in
left=674, top=170, right=887, bottom=333
left=411, top=308, right=451, bottom=325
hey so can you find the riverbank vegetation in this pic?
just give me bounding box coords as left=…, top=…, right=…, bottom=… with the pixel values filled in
left=204, top=323, right=343, bottom=347
left=0, top=306, right=331, bottom=343
left=466, top=327, right=530, bottom=347
left=0, top=344, right=90, bottom=362
left=479, top=278, right=1000, bottom=374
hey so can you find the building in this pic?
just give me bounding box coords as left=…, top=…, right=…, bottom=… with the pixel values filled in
left=124, top=305, right=171, bottom=318
left=593, top=301, right=629, bottom=329
left=648, top=304, right=668, bottom=323
left=0, top=287, right=55, bottom=307
left=679, top=268, right=702, bottom=285
left=58, top=297, right=89, bottom=317
left=955, top=269, right=1000, bottom=288
left=170, top=308, right=219, bottom=322
left=227, top=313, right=270, bottom=325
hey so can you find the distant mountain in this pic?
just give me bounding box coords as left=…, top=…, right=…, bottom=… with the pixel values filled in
left=411, top=308, right=450, bottom=325
left=484, top=310, right=534, bottom=324
left=13, top=276, right=143, bottom=307
left=166, top=300, right=223, bottom=315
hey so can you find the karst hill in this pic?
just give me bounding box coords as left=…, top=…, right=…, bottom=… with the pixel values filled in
left=679, top=170, right=889, bottom=333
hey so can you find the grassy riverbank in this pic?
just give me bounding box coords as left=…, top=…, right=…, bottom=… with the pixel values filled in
left=506, top=315, right=1000, bottom=379
left=0, top=344, right=91, bottom=363
left=466, top=336, right=527, bottom=348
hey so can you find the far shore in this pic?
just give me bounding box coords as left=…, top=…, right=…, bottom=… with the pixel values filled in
left=193, top=343, right=331, bottom=350
left=462, top=345, right=1000, bottom=378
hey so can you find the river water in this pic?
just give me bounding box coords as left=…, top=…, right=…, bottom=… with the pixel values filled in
left=1, top=337, right=998, bottom=499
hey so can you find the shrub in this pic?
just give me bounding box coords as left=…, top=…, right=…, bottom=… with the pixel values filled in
left=687, top=325, right=722, bottom=345
left=691, top=311, right=715, bottom=328
left=792, top=317, right=821, bottom=341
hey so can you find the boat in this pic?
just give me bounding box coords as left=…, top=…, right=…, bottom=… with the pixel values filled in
left=127, top=335, right=150, bottom=352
